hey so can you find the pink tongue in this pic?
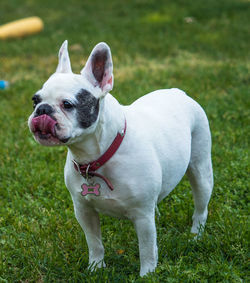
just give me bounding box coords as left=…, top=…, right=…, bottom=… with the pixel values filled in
left=32, top=114, right=57, bottom=135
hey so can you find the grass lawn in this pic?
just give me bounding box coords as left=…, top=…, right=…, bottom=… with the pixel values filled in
left=0, top=0, right=249, bottom=282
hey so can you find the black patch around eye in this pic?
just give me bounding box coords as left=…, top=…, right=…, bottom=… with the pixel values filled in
left=75, top=89, right=99, bottom=128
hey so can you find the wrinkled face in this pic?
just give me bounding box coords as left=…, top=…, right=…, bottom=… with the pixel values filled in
left=28, top=74, right=102, bottom=146
left=28, top=41, right=113, bottom=146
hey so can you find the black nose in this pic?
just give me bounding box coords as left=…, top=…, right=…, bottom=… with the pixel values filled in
left=35, top=104, right=54, bottom=116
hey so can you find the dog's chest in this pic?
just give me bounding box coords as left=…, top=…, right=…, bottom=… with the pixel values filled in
left=85, top=195, right=129, bottom=218
left=65, top=172, right=130, bottom=218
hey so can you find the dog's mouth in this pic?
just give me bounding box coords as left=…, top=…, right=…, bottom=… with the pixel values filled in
left=37, top=131, right=54, bottom=140
left=31, top=114, right=69, bottom=145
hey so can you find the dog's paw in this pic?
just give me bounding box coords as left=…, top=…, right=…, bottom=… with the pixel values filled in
left=140, top=264, right=157, bottom=277
left=88, top=260, right=106, bottom=271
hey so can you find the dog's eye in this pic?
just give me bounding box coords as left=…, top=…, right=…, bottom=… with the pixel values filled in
left=63, top=100, right=74, bottom=110
left=32, top=95, right=41, bottom=109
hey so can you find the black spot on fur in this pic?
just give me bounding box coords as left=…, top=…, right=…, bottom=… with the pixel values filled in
left=75, top=89, right=99, bottom=128
left=91, top=50, right=108, bottom=83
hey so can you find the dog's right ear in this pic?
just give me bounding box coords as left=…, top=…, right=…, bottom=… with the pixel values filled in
left=81, top=42, right=113, bottom=95
left=56, top=40, right=72, bottom=73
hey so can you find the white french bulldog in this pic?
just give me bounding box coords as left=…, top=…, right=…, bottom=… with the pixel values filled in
left=28, top=41, right=213, bottom=277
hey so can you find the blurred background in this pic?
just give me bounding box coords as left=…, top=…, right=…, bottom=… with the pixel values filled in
left=1, top=0, right=249, bottom=99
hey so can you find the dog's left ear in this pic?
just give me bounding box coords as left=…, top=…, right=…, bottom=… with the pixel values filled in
left=56, top=40, right=73, bottom=73
left=81, top=42, right=113, bottom=94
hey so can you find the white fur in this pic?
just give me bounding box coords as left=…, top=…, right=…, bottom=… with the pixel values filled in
left=28, top=42, right=213, bottom=277
left=56, top=40, right=73, bottom=74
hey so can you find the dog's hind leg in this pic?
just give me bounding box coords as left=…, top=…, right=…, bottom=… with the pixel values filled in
left=186, top=113, right=213, bottom=236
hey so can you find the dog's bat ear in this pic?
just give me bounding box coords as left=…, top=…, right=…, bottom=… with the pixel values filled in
left=56, top=40, right=73, bottom=73
left=81, top=42, right=113, bottom=94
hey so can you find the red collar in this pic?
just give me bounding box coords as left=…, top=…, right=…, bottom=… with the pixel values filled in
left=73, top=119, right=127, bottom=191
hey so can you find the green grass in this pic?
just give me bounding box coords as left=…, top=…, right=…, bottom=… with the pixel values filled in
left=0, top=0, right=249, bottom=282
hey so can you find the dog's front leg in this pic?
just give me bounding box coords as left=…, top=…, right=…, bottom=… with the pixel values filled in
left=73, top=202, right=105, bottom=270
left=133, top=212, right=158, bottom=277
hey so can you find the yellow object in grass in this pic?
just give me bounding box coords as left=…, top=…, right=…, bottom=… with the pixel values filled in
left=0, top=17, right=44, bottom=39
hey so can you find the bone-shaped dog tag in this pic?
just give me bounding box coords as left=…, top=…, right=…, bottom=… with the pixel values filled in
left=81, top=183, right=100, bottom=196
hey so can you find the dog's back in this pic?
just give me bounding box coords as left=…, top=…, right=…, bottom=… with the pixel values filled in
left=122, top=88, right=211, bottom=200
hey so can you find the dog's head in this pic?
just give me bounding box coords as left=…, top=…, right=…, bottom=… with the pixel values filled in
left=28, top=41, right=113, bottom=146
